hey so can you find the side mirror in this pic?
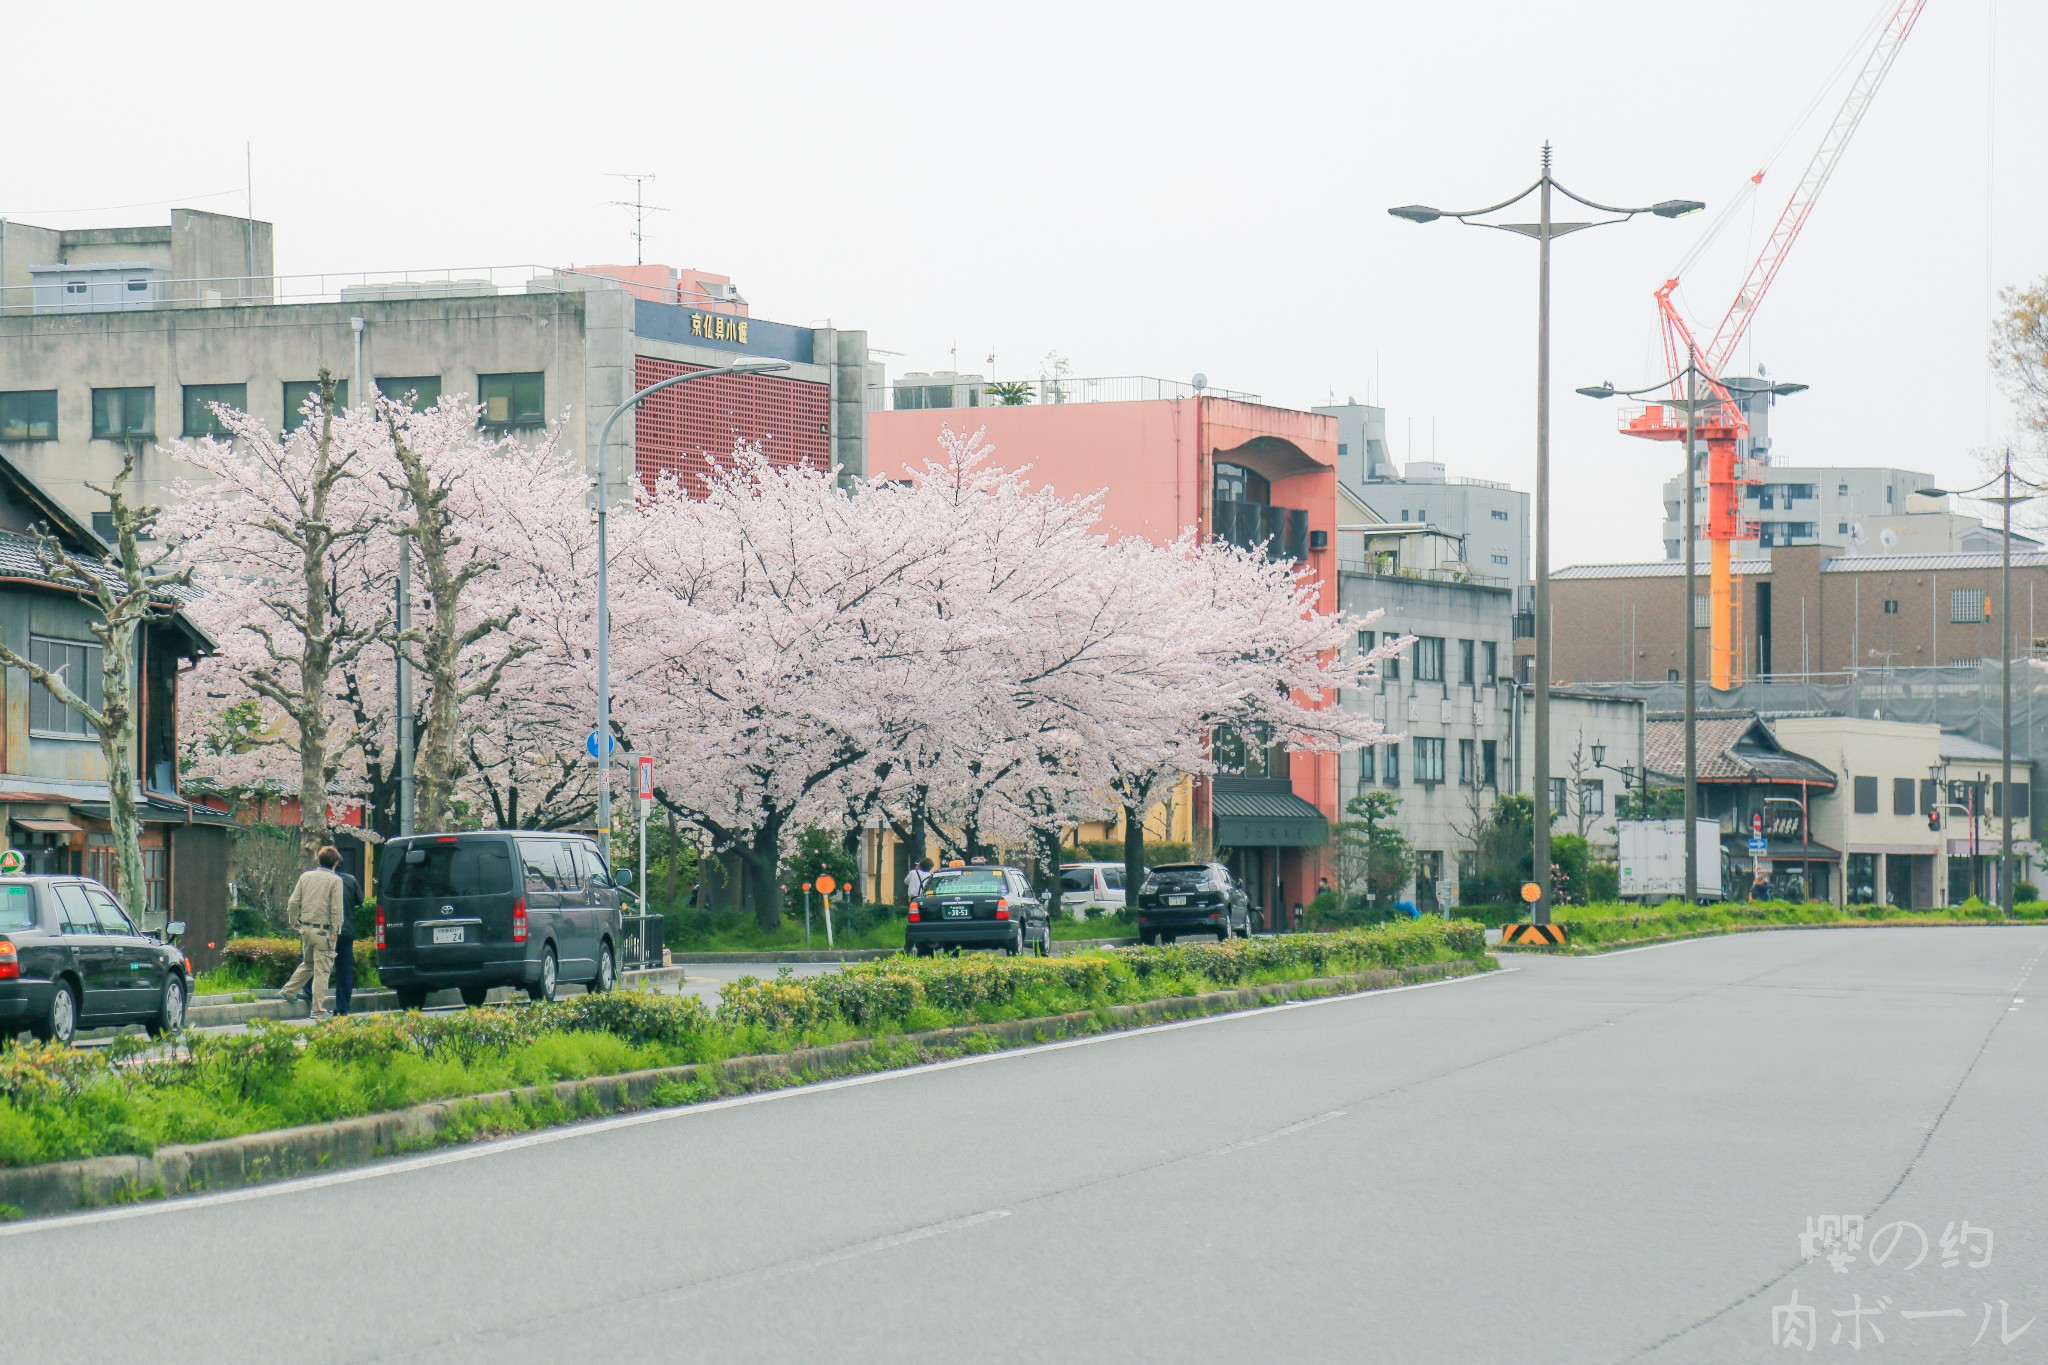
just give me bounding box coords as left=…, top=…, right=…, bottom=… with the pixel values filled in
left=165, top=920, right=186, bottom=940
left=614, top=867, right=634, bottom=888
left=404, top=848, right=426, bottom=865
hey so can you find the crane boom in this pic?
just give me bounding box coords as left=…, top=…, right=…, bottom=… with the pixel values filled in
left=1701, top=0, right=1927, bottom=376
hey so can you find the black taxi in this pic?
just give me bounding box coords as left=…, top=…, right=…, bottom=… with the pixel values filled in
left=905, top=863, right=1052, bottom=957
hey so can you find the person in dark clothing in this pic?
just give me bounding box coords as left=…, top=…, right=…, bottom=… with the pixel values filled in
left=333, top=854, right=364, bottom=1016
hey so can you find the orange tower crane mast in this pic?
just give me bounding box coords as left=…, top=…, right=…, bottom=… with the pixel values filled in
left=1621, top=0, right=1927, bottom=688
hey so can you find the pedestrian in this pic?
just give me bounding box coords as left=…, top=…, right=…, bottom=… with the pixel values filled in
left=278, top=845, right=346, bottom=1021
left=332, top=853, right=364, bottom=1016
left=906, top=857, right=934, bottom=900
left=1316, top=875, right=1332, bottom=900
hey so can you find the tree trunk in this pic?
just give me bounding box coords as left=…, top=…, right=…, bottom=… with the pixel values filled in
left=1122, top=803, right=1147, bottom=914
left=100, top=616, right=145, bottom=922
left=1034, top=825, right=1066, bottom=906
left=744, top=827, right=785, bottom=931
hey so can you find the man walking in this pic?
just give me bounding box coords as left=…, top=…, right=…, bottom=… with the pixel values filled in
left=279, top=846, right=346, bottom=1021
left=333, top=853, right=364, bottom=1016
left=906, top=858, right=934, bottom=901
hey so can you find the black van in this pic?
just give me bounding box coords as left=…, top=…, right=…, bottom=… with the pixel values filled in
left=377, top=831, right=630, bottom=1009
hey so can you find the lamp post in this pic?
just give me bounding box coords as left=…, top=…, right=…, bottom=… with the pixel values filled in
left=1588, top=742, right=1642, bottom=794
left=592, top=361, right=789, bottom=849
left=1393, top=148, right=1702, bottom=923
left=1919, top=448, right=2040, bottom=919
left=1579, top=366, right=1804, bottom=903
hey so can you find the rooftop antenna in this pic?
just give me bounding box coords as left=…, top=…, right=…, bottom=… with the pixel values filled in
left=606, top=173, right=667, bottom=265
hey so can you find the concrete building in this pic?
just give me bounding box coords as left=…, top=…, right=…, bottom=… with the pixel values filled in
left=869, top=382, right=1342, bottom=927
left=1550, top=543, right=2048, bottom=685
left=0, top=210, right=877, bottom=529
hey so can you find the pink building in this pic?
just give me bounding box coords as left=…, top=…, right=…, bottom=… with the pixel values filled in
left=868, top=389, right=1342, bottom=927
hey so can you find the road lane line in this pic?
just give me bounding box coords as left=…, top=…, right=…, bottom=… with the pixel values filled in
left=1210, top=1109, right=1345, bottom=1156
left=0, top=964, right=1515, bottom=1238
left=781, top=1209, right=1011, bottom=1274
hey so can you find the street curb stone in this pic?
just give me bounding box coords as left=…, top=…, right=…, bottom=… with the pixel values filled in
left=0, top=957, right=1491, bottom=1220
left=1494, top=918, right=2046, bottom=955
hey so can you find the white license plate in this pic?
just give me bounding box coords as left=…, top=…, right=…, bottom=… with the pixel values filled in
left=944, top=905, right=971, bottom=919
left=433, top=927, right=464, bottom=944
left=1168, top=896, right=1187, bottom=906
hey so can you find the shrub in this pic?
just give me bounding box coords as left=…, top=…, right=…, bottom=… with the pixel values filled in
left=220, top=936, right=376, bottom=986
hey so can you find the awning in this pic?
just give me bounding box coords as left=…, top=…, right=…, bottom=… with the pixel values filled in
left=11, top=817, right=81, bottom=835
left=1213, top=787, right=1328, bottom=848
left=1726, top=835, right=1841, bottom=861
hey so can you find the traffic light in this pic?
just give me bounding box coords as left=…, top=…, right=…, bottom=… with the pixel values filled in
left=1927, top=809, right=1941, bottom=832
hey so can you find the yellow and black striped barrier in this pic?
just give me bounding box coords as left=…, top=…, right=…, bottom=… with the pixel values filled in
left=1499, top=923, right=1568, bottom=946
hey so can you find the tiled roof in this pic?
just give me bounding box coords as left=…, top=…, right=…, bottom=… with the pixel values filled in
left=1211, top=786, right=1327, bottom=823
left=0, top=528, right=200, bottom=606
left=1644, top=714, right=1836, bottom=788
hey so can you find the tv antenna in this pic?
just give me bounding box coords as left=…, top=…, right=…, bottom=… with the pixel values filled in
left=606, top=173, right=668, bottom=265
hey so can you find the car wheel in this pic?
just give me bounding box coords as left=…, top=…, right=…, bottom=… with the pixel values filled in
left=1005, top=927, right=1022, bottom=956
left=591, top=940, right=616, bottom=993
left=1216, top=928, right=1228, bottom=943
left=394, top=985, right=429, bottom=1011
left=36, top=979, right=78, bottom=1046
left=914, top=944, right=933, bottom=958
left=526, top=946, right=559, bottom=1003
left=458, top=983, right=490, bottom=1009
left=1038, top=926, right=1053, bottom=957
left=146, top=974, right=186, bottom=1039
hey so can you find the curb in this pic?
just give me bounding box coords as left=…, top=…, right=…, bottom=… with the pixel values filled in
left=1496, top=918, right=2047, bottom=955
left=0, top=956, right=1493, bottom=1220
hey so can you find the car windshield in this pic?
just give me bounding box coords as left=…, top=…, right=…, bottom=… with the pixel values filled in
left=1059, top=870, right=1095, bottom=893
left=1146, top=866, right=1212, bottom=891
left=0, top=884, right=34, bottom=931
left=926, top=870, right=1006, bottom=895
left=384, top=841, right=515, bottom=899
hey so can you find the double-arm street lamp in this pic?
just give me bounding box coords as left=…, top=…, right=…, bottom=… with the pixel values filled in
left=1391, top=144, right=1701, bottom=923
left=592, top=360, right=790, bottom=846
left=1588, top=742, right=1643, bottom=793
left=1918, top=448, right=2042, bottom=920
left=1578, top=362, right=1805, bottom=903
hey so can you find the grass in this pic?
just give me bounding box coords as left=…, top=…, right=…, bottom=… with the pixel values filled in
left=0, top=920, right=1489, bottom=1169
left=1496, top=898, right=2048, bottom=952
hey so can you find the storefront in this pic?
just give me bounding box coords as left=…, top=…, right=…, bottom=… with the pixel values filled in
left=1213, top=777, right=1328, bottom=932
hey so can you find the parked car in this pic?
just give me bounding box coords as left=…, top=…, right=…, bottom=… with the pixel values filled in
left=0, top=875, right=190, bottom=1045
left=1135, top=863, right=1254, bottom=943
left=376, top=831, right=630, bottom=1009
left=1057, top=862, right=1127, bottom=919
left=906, top=863, right=1052, bottom=956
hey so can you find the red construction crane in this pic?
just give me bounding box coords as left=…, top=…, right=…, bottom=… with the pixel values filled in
left=1620, top=0, right=1927, bottom=688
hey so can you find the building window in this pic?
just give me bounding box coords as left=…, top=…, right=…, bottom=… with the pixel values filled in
left=0, top=390, right=58, bottom=441
left=1490, top=553, right=1509, bottom=565
left=1548, top=777, right=1567, bottom=811
left=1853, top=776, right=1879, bottom=814
left=1482, top=641, right=1499, bottom=684
left=1413, top=636, right=1445, bottom=682
left=1919, top=779, right=1937, bottom=815
left=1459, top=639, right=1475, bottom=686
left=1336, top=442, right=1348, bottom=456
left=1481, top=739, right=1498, bottom=787
left=1212, top=462, right=1270, bottom=506
left=1693, top=595, right=1711, bottom=628
left=1382, top=639, right=1399, bottom=682
left=1883, top=599, right=1899, bottom=614
left=282, top=379, right=348, bottom=432
left=1358, top=746, right=1374, bottom=782
left=1415, top=737, right=1445, bottom=784
left=1950, top=589, right=1987, bottom=624
left=1579, top=779, right=1604, bottom=815
left=478, top=372, right=545, bottom=428
left=28, top=636, right=102, bottom=739
left=92, top=512, right=114, bottom=540
left=1491, top=509, right=1509, bottom=521
left=90, top=387, right=155, bottom=440
left=1885, top=486, right=1894, bottom=505
left=182, top=383, right=248, bottom=437
left=1358, top=629, right=1375, bottom=657
left=1838, top=483, right=1849, bottom=497
left=1667, top=668, right=1680, bottom=682
left=1383, top=743, right=1400, bottom=786
left=376, top=375, right=443, bottom=409
left=1838, top=522, right=1851, bottom=535
left=141, top=848, right=168, bottom=921
left=1893, top=778, right=1916, bottom=815
left=1458, top=738, right=1475, bottom=786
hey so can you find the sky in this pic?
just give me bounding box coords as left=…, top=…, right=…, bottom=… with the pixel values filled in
left=7, top=0, right=2042, bottom=562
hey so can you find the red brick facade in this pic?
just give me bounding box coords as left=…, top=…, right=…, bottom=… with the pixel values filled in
left=632, top=355, right=831, bottom=496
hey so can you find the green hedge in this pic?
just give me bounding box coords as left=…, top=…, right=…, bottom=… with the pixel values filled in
left=219, top=936, right=378, bottom=986
left=1490, top=898, right=2048, bottom=949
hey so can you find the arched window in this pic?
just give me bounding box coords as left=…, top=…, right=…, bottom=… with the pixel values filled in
left=1213, top=462, right=1270, bottom=506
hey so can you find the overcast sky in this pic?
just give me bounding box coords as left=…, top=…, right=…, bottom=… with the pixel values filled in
left=9, top=0, right=2041, bottom=561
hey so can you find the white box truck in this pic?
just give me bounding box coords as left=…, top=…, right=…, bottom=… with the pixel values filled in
left=1617, top=819, right=1722, bottom=902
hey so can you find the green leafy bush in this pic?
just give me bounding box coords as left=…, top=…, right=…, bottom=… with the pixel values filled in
left=219, top=936, right=377, bottom=987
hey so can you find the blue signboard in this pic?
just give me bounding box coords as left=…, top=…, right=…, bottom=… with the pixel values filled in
left=634, top=299, right=815, bottom=365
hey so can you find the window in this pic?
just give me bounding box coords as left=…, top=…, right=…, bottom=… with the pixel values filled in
left=1336, top=442, right=1348, bottom=456
left=1950, top=589, right=1987, bottom=624
left=282, top=379, right=348, bottom=432
left=518, top=838, right=573, bottom=892
left=1693, top=595, right=1711, bottom=628
left=1358, top=746, right=1375, bottom=782
left=1415, top=738, right=1444, bottom=784
left=1838, top=483, right=1850, bottom=497
left=2013, top=784, right=2032, bottom=819
left=1893, top=778, right=1916, bottom=816
left=182, top=383, right=248, bottom=436
left=1490, top=553, right=1509, bottom=565
left=1382, top=639, right=1399, bottom=681
left=0, top=885, right=35, bottom=933
left=1883, top=599, right=1899, bottom=615
left=85, top=885, right=134, bottom=935
left=1919, top=779, right=1937, bottom=815
left=376, top=375, right=443, bottom=408
left=1839, top=522, right=1851, bottom=535
left=1383, top=743, right=1400, bottom=786
left=571, top=841, right=612, bottom=889
left=1482, top=641, right=1498, bottom=684
left=384, top=840, right=514, bottom=898
left=1885, top=486, right=1894, bottom=505
left=1579, top=780, right=1604, bottom=816
left=1212, top=462, right=1270, bottom=506
left=1414, top=636, right=1445, bottom=682
left=1853, top=776, right=1879, bottom=814
left=1459, top=639, right=1475, bottom=686
left=1491, top=509, right=1509, bottom=521
left=1399, top=510, right=1410, bottom=522
left=90, top=387, right=154, bottom=440
left=29, top=636, right=102, bottom=738
left=1481, top=739, right=1498, bottom=787
left=1457, top=739, right=1475, bottom=786
left=478, top=372, right=545, bottom=428
left=0, top=389, right=58, bottom=441
left=1548, top=777, right=1568, bottom=811
left=54, top=884, right=97, bottom=935
left=1357, top=629, right=1375, bottom=658
left=1667, top=668, right=1680, bottom=682
left=91, top=512, right=114, bottom=541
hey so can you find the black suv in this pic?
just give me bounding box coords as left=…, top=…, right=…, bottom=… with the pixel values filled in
left=377, top=831, right=630, bottom=1008
left=0, top=875, right=190, bottom=1045
left=906, top=864, right=1052, bottom=956
left=1135, top=863, right=1253, bottom=944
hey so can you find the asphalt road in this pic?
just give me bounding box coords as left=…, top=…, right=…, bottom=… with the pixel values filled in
left=4, top=927, right=2044, bottom=1364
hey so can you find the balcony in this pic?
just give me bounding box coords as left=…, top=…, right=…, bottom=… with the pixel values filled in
left=1213, top=498, right=1308, bottom=562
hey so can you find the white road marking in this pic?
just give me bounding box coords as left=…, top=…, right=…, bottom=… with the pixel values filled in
left=0, top=964, right=1514, bottom=1238
left=1210, top=1110, right=1346, bottom=1156
left=780, top=1210, right=1011, bottom=1275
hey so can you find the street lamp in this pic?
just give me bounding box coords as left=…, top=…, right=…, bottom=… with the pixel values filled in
left=1588, top=743, right=1642, bottom=792
left=592, top=360, right=790, bottom=848
left=1918, top=447, right=2042, bottom=919
left=1392, top=145, right=1701, bottom=924
left=1580, top=364, right=1804, bottom=903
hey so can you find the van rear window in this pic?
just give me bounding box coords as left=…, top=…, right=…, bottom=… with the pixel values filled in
left=384, top=841, right=514, bottom=899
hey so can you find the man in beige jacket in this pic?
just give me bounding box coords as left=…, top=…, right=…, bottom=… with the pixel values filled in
left=279, top=846, right=347, bottom=1020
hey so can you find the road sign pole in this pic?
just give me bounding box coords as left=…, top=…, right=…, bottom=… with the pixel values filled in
left=823, top=892, right=834, bottom=950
